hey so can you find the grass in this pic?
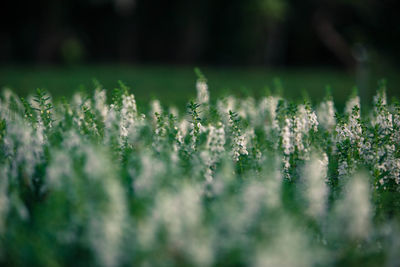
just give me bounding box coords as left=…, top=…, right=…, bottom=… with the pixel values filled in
left=1, top=64, right=399, bottom=109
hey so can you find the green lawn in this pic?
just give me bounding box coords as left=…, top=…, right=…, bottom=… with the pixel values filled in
left=0, top=64, right=399, bottom=109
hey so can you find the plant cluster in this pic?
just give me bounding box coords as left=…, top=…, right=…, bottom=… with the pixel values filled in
left=0, top=78, right=399, bottom=266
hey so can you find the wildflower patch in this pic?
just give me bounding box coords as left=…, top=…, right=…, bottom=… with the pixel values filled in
left=0, top=77, right=399, bottom=266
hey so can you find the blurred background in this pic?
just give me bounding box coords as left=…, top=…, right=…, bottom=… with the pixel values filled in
left=0, top=0, right=399, bottom=106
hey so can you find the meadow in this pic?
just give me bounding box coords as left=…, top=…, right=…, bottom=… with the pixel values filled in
left=0, top=68, right=400, bottom=266
left=1, top=64, right=399, bottom=108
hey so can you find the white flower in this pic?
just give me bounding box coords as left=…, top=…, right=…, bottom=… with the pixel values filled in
left=196, top=80, right=209, bottom=105
left=217, top=96, right=236, bottom=122
left=89, top=176, right=127, bottom=267
left=203, top=123, right=226, bottom=181
left=94, top=89, right=108, bottom=119
left=149, top=99, right=162, bottom=123
left=120, top=94, right=137, bottom=138
left=206, top=123, right=226, bottom=156
left=334, top=173, right=371, bottom=240
left=132, top=152, right=166, bottom=195
left=140, top=185, right=213, bottom=266
left=317, top=99, right=336, bottom=130
left=169, top=106, right=179, bottom=117
left=259, top=96, right=280, bottom=130
left=230, top=125, right=248, bottom=162
left=238, top=97, right=257, bottom=124
left=345, top=95, right=360, bottom=114
left=281, top=117, right=293, bottom=155
left=302, top=153, right=329, bottom=219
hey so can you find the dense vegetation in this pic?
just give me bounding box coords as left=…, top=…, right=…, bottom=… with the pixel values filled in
left=0, top=74, right=399, bottom=266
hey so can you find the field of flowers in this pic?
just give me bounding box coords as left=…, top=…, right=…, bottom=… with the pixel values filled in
left=0, top=72, right=399, bottom=266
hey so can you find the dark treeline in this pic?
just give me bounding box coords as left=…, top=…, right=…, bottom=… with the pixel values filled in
left=1, top=0, right=399, bottom=69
